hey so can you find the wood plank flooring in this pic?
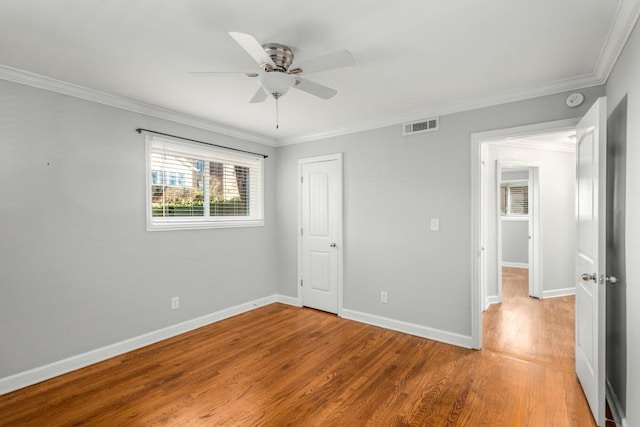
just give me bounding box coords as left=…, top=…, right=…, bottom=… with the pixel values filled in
left=0, top=271, right=597, bottom=426
left=483, top=267, right=575, bottom=372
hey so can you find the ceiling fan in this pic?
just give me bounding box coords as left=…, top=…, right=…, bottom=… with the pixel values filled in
left=191, top=32, right=355, bottom=104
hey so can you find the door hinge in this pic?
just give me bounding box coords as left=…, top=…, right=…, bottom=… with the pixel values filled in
left=300, top=279, right=303, bottom=287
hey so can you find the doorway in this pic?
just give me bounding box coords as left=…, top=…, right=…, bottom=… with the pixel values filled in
left=475, top=127, right=581, bottom=406
left=471, top=118, right=580, bottom=349
left=483, top=134, right=576, bottom=316
left=496, top=163, right=540, bottom=302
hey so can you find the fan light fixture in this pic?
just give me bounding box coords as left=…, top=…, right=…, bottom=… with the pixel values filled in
left=257, top=72, right=295, bottom=99
left=189, top=32, right=355, bottom=129
left=257, top=71, right=296, bottom=129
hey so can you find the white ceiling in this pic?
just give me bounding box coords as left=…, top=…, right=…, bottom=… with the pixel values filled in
left=0, top=0, right=638, bottom=145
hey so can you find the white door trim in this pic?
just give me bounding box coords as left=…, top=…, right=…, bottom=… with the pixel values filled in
left=470, top=118, right=580, bottom=349
left=297, top=153, right=344, bottom=316
left=529, top=167, right=541, bottom=298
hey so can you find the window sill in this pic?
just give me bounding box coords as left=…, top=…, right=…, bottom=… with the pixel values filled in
left=500, top=216, right=529, bottom=222
left=147, top=219, right=264, bottom=231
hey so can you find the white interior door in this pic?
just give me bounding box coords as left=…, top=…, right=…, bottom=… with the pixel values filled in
left=300, top=156, right=341, bottom=314
left=575, top=96, right=607, bottom=426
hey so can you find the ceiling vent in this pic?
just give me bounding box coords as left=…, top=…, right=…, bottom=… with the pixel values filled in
left=403, top=117, right=439, bottom=136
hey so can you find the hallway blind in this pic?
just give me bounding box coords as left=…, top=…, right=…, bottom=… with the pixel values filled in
left=500, top=182, right=528, bottom=216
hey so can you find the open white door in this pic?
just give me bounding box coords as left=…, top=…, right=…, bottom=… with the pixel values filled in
left=300, top=155, right=342, bottom=314
left=575, top=96, right=607, bottom=426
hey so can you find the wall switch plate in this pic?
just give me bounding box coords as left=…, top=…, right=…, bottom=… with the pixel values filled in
left=430, top=218, right=440, bottom=231
left=380, top=291, right=388, bottom=304
left=171, top=297, right=179, bottom=310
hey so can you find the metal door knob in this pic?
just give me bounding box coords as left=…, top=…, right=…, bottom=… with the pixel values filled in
left=329, top=242, right=337, bottom=247
left=606, top=275, right=618, bottom=284
left=581, top=273, right=597, bottom=283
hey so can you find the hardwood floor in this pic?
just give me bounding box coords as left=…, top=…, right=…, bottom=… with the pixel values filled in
left=483, top=267, right=575, bottom=372
left=1, top=275, right=597, bottom=426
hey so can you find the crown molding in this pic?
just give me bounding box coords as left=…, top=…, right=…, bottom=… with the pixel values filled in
left=595, top=0, right=640, bottom=82
left=0, top=64, right=276, bottom=147
left=277, top=72, right=600, bottom=146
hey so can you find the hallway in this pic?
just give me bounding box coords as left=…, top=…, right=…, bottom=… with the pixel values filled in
left=483, top=267, right=616, bottom=426
left=483, top=267, right=574, bottom=371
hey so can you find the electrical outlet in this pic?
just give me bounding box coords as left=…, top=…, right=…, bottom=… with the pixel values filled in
left=171, top=296, right=179, bottom=310
left=380, top=291, right=388, bottom=304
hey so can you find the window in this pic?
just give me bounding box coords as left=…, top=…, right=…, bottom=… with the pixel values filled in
left=500, top=181, right=528, bottom=216
left=146, top=136, right=264, bottom=230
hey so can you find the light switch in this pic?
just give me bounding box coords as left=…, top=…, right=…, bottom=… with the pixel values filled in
left=430, top=218, right=440, bottom=231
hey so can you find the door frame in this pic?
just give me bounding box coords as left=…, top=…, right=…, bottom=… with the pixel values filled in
left=496, top=162, right=541, bottom=301
left=471, top=118, right=579, bottom=349
left=297, top=153, right=344, bottom=315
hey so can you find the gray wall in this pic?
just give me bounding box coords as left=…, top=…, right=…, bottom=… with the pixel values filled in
left=0, top=80, right=278, bottom=378
left=605, top=17, right=640, bottom=423
left=501, top=219, right=529, bottom=265
left=277, top=85, right=604, bottom=337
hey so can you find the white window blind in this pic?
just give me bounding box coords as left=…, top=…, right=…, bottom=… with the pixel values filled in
left=500, top=182, right=528, bottom=216
left=146, top=136, right=264, bottom=230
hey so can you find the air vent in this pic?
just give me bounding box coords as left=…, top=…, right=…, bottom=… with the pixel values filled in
left=403, top=117, right=439, bottom=136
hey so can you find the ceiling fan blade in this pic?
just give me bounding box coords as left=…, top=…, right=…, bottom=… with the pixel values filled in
left=229, top=32, right=276, bottom=67
left=293, top=77, right=338, bottom=100
left=293, top=50, right=354, bottom=75
left=249, top=87, right=268, bottom=103
left=189, top=72, right=258, bottom=77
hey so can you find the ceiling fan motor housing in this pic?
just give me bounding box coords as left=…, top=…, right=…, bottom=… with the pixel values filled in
left=262, top=43, right=294, bottom=72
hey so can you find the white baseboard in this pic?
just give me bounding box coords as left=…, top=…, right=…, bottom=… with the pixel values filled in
left=485, top=295, right=500, bottom=310
left=501, top=262, right=529, bottom=269
left=607, top=378, right=628, bottom=427
left=276, top=294, right=301, bottom=307
left=542, top=287, right=575, bottom=299
left=341, top=309, right=473, bottom=349
left=1, top=296, right=473, bottom=396
left=0, top=294, right=278, bottom=396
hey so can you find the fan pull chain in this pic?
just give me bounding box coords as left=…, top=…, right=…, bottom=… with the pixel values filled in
left=276, top=96, right=279, bottom=129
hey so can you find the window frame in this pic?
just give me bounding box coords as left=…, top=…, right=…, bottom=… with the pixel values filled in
left=145, top=135, right=265, bottom=231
